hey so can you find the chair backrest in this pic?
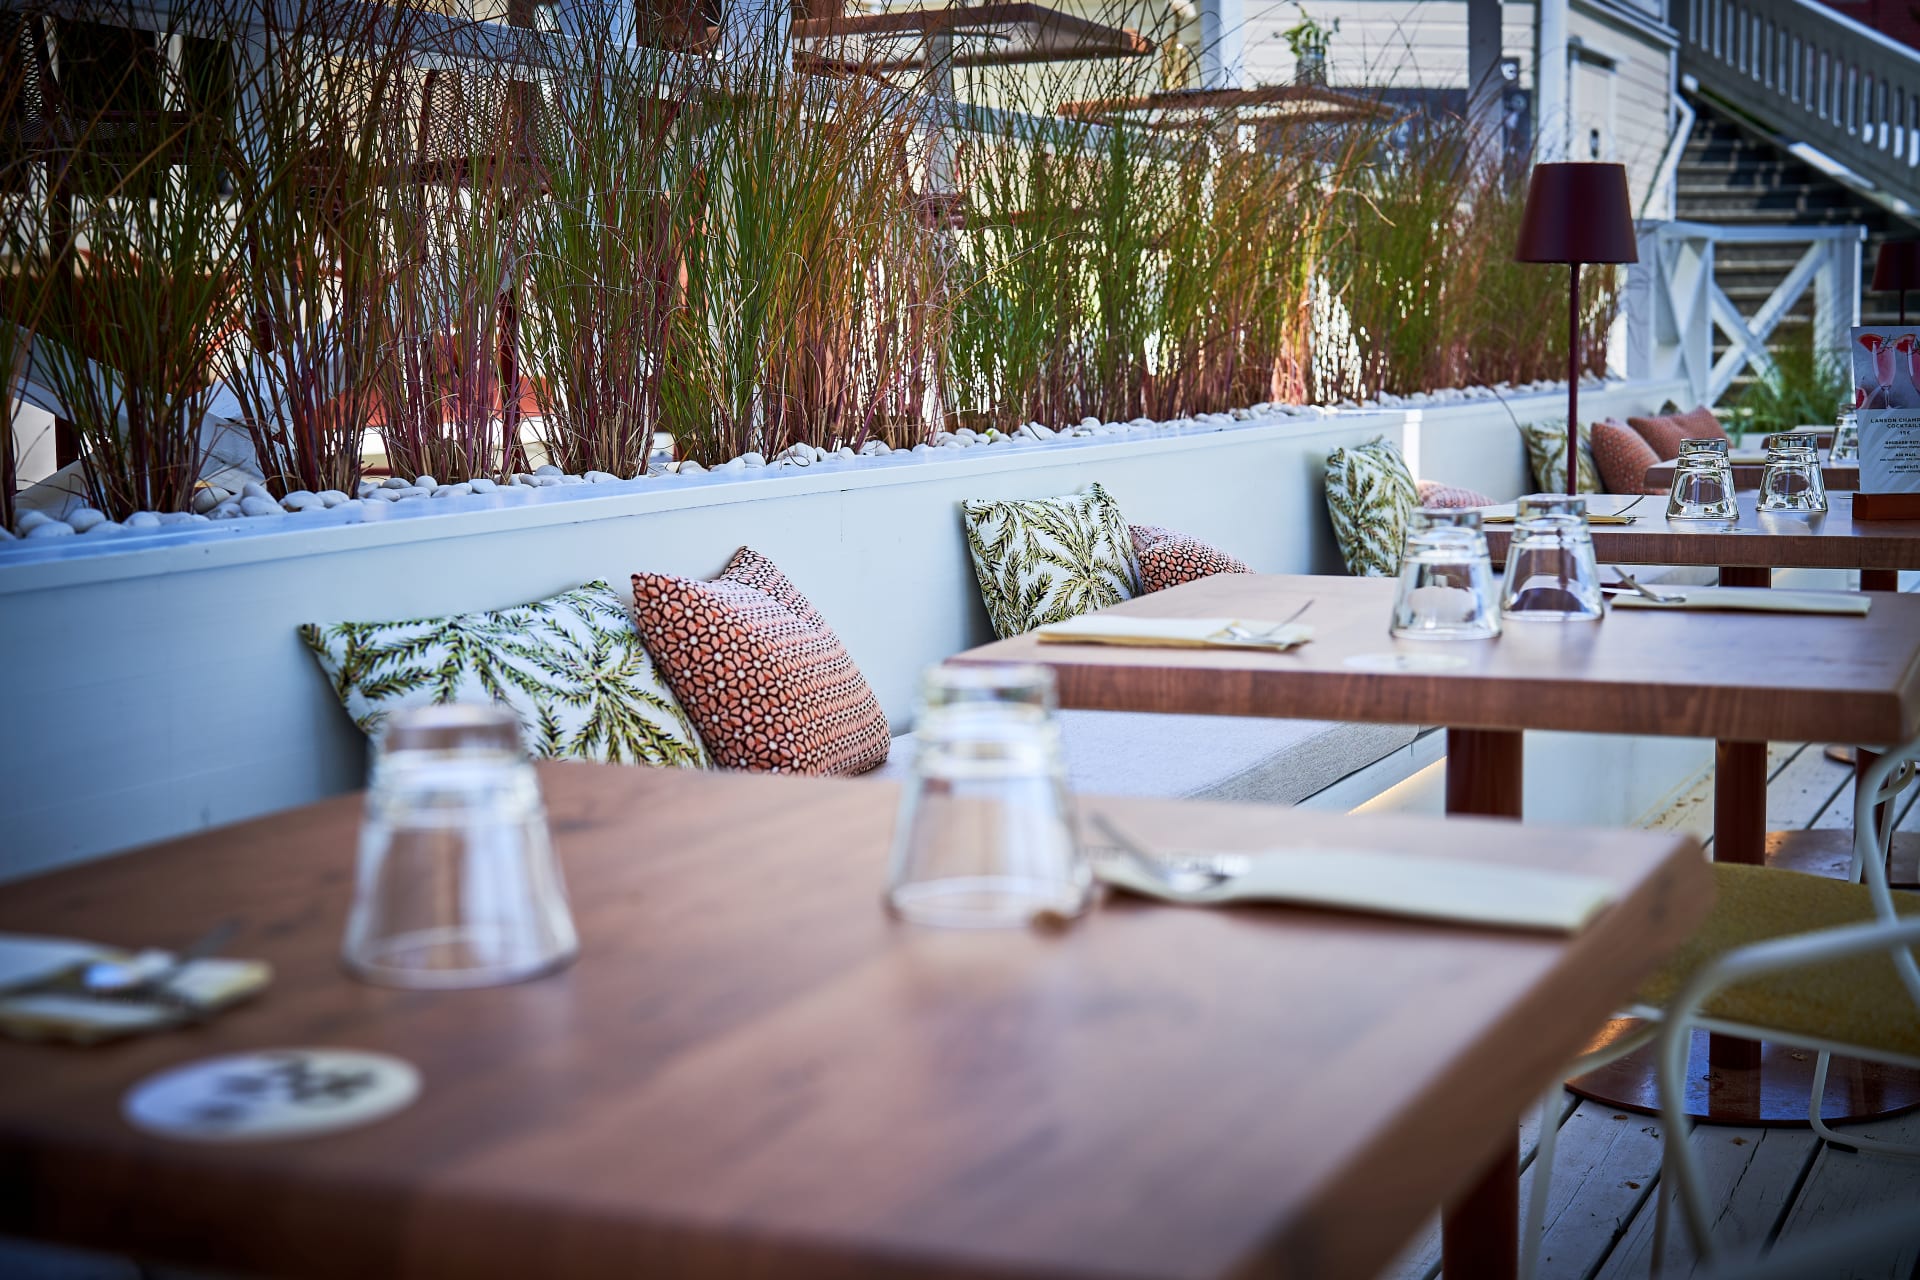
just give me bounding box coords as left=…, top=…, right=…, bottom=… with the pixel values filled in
left=1854, top=733, right=1920, bottom=1013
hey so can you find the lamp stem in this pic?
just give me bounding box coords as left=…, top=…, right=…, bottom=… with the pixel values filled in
left=1567, top=262, right=1581, bottom=496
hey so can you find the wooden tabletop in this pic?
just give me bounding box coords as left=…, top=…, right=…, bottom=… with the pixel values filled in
left=951, top=574, right=1920, bottom=746
left=0, top=764, right=1710, bottom=1280
left=1480, top=491, right=1920, bottom=572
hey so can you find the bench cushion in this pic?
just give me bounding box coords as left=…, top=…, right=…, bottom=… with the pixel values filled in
left=877, top=710, right=1419, bottom=807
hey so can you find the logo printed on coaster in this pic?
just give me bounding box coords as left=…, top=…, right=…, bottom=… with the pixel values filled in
left=124, top=1049, right=420, bottom=1143
left=1343, top=652, right=1472, bottom=673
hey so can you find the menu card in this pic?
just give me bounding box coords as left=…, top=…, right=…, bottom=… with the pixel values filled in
left=1850, top=326, right=1920, bottom=493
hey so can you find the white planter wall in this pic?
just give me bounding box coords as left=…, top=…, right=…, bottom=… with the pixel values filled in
left=0, top=381, right=1695, bottom=878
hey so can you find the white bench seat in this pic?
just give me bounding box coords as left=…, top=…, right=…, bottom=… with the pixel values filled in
left=876, top=710, right=1421, bottom=807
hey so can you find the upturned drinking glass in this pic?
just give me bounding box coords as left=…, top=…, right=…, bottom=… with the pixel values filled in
left=344, top=705, right=578, bottom=988
left=1665, top=437, right=1738, bottom=519
left=1758, top=437, right=1829, bottom=513
left=1390, top=508, right=1501, bottom=640
left=1830, top=402, right=1860, bottom=463
left=1499, top=493, right=1606, bottom=622
left=885, top=665, right=1090, bottom=928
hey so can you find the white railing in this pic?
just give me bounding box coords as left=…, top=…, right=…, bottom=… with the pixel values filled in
left=1676, top=0, right=1920, bottom=212
left=1625, top=219, right=1862, bottom=405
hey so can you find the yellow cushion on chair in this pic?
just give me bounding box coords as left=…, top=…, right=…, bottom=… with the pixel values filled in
left=1634, top=864, right=1920, bottom=1060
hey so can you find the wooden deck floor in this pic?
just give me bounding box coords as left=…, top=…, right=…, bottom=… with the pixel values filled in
left=1383, top=741, right=1920, bottom=1280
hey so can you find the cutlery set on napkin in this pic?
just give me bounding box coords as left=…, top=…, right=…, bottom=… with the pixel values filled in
left=0, top=930, right=270, bottom=1045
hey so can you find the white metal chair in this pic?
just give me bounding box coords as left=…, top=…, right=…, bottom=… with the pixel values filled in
left=1521, top=730, right=1920, bottom=1277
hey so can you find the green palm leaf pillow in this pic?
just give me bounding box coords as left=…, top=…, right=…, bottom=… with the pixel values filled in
left=1519, top=418, right=1602, bottom=494
left=300, top=582, right=710, bottom=768
left=961, top=483, right=1144, bottom=639
left=1324, top=438, right=1418, bottom=578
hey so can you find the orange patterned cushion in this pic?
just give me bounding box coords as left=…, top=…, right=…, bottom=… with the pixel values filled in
left=1590, top=418, right=1661, bottom=494
left=1414, top=480, right=1496, bottom=509
left=631, top=548, right=890, bottom=775
left=1129, top=524, right=1251, bottom=594
left=1628, top=404, right=1729, bottom=460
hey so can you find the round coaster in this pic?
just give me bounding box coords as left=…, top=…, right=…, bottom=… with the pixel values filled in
left=1343, top=652, right=1471, bottom=673
left=124, top=1049, right=420, bottom=1143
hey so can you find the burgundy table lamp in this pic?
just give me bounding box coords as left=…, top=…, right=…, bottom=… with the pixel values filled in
left=1871, top=239, right=1920, bottom=324
left=1515, top=162, right=1639, bottom=494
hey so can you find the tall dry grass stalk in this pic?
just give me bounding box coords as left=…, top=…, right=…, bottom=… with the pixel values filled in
left=657, top=36, right=947, bottom=466
left=220, top=0, right=424, bottom=497
left=9, top=0, right=252, bottom=518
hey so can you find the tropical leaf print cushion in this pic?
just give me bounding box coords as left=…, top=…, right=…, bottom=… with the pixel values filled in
left=1324, top=439, right=1418, bottom=578
left=631, top=547, right=891, bottom=775
left=1519, top=419, right=1602, bottom=493
left=962, top=483, right=1143, bottom=639
left=300, top=582, right=710, bottom=767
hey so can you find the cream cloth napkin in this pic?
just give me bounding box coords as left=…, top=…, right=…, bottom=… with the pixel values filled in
left=1611, top=587, right=1871, bottom=615
left=1035, top=615, right=1313, bottom=651
left=1095, top=849, right=1616, bottom=933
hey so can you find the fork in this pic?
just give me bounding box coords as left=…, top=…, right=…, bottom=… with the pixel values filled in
left=1605, top=568, right=1683, bottom=605
left=1219, top=598, right=1314, bottom=645
left=1090, top=814, right=1251, bottom=895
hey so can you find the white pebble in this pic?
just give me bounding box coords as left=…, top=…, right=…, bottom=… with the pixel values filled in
left=381, top=476, right=410, bottom=490
left=430, top=485, right=460, bottom=499
left=413, top=475, right=438, bottom=490
left=739, top=452, right=766, bottom=468
left=239, top=495, right=286, bottom=517
left=155, top=512, right=196, bottom=527
left=281, top=491, right=322, bottom=511
left=25, top=520, right=75, bottom=538
left=66, top=508, right=107, bottom=533
left=191, top=488, right=225, bottom=514
left=316, top=489, right=351, bottom=507
left=82, top=519, right=124, bottom=536
left=859, top=441, right=891, bottom=455
left=125, top=511, right=163, bottom=529
left=467, top=478, right=498, bottom=494
left=677, top=460, right=707, bottom=475
left=720, top=458, right=746, bottom=474
left=583, top=470, right=621, bottom=484
left=17, top=510, right=51, bottom=533
left=533, top=464, right=563, bottom=477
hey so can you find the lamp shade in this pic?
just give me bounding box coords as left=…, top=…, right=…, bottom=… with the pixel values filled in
left=1514, top=162, right=1639, bottom=265
left=1871, top=239, right=1920, bottom=293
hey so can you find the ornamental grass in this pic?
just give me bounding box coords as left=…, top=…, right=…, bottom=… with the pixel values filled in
left=0, top=1, right=1623, bottom=509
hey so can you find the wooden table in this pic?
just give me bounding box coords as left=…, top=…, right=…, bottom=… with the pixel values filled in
left=1641, top=457, right=1860, bottom=495
left=1482, top=490, right=1920, bottom=593
left=953, top=574, right=1920, bottom=1132
left=0, top=764, right=1710, bottom=1280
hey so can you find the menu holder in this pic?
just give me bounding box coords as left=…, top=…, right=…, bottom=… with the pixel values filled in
left=1849, top=324, right=1920, bottom=519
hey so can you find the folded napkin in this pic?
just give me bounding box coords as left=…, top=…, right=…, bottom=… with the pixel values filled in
left=1035, top=615, right=1313, bottom=651
left=1610, top=587, right=1870, bottom=616
left=1480, top=511, right=1639, bottom=525
left=0, top=933, right=271, bottom=1046
left=1095, top=848, right=1616, bottom=933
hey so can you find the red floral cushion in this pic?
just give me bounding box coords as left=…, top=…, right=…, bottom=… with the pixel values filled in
left=631, top=548, right=890, bottom=775
left=1628, top=404, right=1729, bottom=460
left=1128, top=524, right=1251, bottom=594
left=1414, top=480, right=1496, bottom=509
left=1589, top=418, right=1662, bottom=494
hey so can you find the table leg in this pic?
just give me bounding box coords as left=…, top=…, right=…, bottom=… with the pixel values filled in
left=1719, top=565, right=1771, bottom=588
left=1444, top=727, right=1523, bottom=819
left=1861, top=569, right=1899, bottom=593
left=1443, top=1142, right=1519, bottom=1280
left=1440, top=727, right=1523, bottom=1280
left=1568, top=739, right=1920, bottom=1125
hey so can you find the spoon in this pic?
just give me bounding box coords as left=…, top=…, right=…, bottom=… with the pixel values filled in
left=1090, top=814, right=1248, bottom=895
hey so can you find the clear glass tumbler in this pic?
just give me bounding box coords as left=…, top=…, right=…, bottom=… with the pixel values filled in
left=343, top=704, right=578, bottom=988
left=1758, top=437, right=1829, bottom=513
left=1499, top=493, right=1606, bottom=623
left=1665, top=437, right=1738, bottom=519
left=885, top=665, right=1090, bottom=928
left=1830, top=402, right=1860, bottom=463
left=1390, top=508, right=1501, bottom=640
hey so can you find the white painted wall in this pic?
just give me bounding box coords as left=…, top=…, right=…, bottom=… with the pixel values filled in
left=0, top=381, right=1687, bottom=879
